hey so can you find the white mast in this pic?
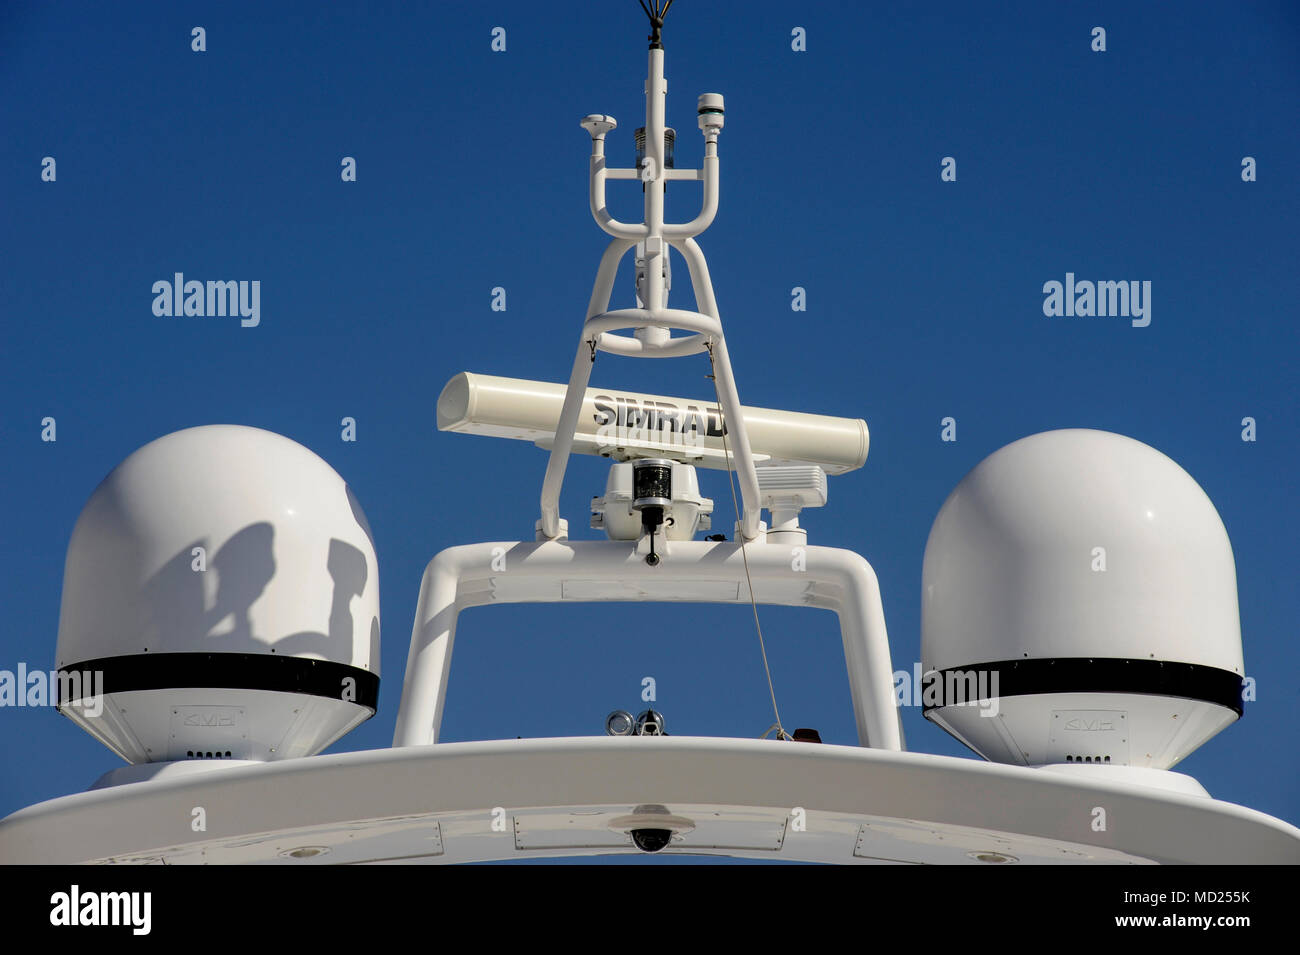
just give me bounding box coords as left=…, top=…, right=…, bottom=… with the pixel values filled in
left=538, top=0, right=763, bottom=542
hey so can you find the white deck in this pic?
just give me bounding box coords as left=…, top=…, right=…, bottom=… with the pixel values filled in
left=3, top=736, right=1296, bottom=864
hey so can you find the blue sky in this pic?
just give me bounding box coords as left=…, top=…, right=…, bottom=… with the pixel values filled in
left=1, top=0, right=1297, bottom=847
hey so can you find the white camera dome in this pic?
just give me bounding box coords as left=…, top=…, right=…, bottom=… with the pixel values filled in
left=921, top=429, right=1244, bottom=770
left=55, top=425, right=380, bottom=764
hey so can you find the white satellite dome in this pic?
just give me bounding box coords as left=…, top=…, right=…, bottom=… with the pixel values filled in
left=921, top=429, right=1244, bottom=770
left=55, top=425, right=380, bottom=764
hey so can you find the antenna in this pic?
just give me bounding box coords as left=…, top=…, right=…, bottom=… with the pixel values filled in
left=639, top=0, right=674, bottom=49
left=541, top=5, right=763, bottom=543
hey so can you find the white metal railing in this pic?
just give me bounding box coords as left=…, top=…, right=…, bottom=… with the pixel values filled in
left=392, top=540, right=904, bottom=753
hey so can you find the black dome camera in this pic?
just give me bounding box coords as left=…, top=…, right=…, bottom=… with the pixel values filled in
left=631, top=828, right=673, bottom=853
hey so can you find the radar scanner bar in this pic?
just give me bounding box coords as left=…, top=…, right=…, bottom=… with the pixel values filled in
left=438, top=372, right=869, bottom=475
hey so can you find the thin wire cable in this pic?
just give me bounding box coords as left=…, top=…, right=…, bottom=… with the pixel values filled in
left=706, top=342, right=787, bottom=741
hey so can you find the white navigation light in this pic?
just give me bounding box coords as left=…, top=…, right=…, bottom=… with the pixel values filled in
left=635, top=126, right=675, bottom=170
left=55, top=425, right=381, bottom=764
left=921, top=429, right=1245, bottom=770
left=436, top=372, right=869, bottom=474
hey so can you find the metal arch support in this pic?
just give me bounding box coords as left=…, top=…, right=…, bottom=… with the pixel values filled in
left=392, top=540, right=904, bottom=753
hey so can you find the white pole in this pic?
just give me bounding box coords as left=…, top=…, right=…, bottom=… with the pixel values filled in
left=392, top=551, right=463, bottom=746
left=644, top=47, right=666, bottom=316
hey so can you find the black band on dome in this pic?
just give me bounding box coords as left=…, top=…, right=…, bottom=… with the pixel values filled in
left=57, top=652, right=379, bottom=710
left=920, top=657, right=1244, bottom=716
